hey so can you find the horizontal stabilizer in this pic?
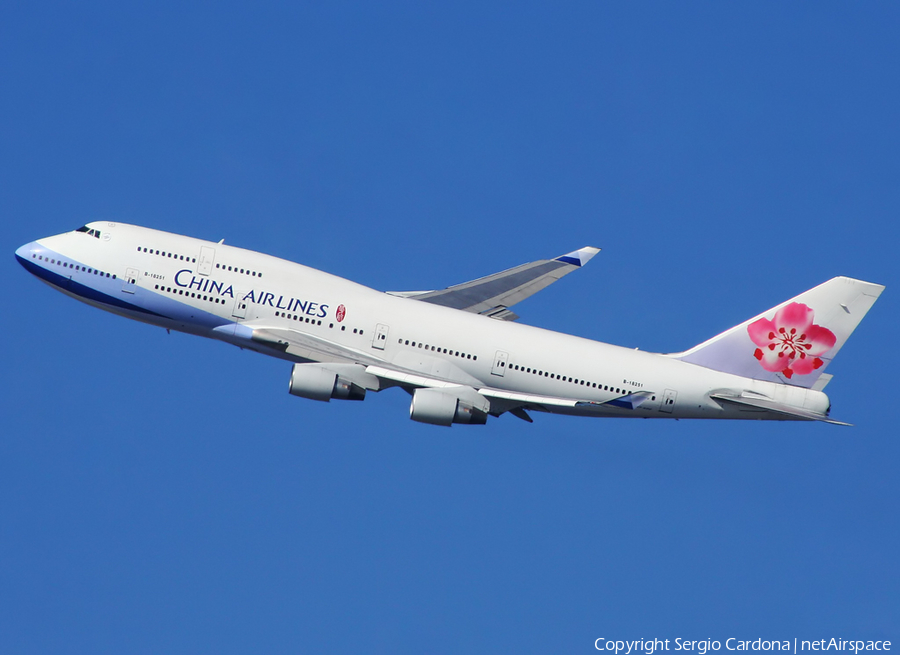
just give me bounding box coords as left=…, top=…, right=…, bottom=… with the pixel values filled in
left=710, top=392, right=851, bottom=426
left=387, top=246, right=600, bottom=316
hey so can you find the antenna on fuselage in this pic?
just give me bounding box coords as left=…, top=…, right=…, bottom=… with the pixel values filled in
left=218, top=238, right=225, bottom=244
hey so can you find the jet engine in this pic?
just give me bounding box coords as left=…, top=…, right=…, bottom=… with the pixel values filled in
left=288, top=363, right=368, bottom=402
left=409, top=387, right=490, bottom=426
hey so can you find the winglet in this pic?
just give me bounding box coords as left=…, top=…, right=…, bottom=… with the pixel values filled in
left=555, top=246, right=600, bottom=267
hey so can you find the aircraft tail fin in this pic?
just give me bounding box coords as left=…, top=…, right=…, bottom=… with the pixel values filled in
left=669, top=277, right=884, bottom=388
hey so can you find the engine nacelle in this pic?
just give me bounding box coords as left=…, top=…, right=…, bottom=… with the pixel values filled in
left=409, top=387, right=489, bottom=426
left=288, top=363, right=366, bottom=402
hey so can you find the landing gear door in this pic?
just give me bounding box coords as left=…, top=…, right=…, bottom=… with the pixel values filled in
left=491, top=350, right=509, bottom=377
left=197, top=247, right=216, bottom=276
left=122, top=267, right=140, bottom=294
left=372, top=323, right=389, bottom=350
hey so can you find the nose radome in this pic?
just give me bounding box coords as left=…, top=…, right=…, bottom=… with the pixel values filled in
left=15, top=242, right=37, bottom=264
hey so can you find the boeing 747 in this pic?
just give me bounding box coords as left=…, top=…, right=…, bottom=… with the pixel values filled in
left=16, top=222, right=884, bottom=426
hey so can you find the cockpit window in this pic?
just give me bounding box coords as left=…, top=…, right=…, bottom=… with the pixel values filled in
left=76, top=225, right=90, bottom=233
left=75, top=225, right=101, bottom=239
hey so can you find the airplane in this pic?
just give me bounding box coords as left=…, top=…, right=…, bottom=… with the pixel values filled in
left=15, top=222, right=884, bottom=427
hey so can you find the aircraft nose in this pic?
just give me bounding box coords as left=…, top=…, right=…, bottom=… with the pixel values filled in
left=15, top=241, right=37, bottom=266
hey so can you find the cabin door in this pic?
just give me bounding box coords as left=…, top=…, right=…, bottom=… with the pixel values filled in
left=197, top=247, right=216, bottom=276
left=232, top=296, right=248, bottom=319
left=491, top=350, right=509, bottom=377
left=660, top=389, right=677, bottom=413
left=372, top=323, right=390, bottom=350
left=122, top=267, right=140, bottom=294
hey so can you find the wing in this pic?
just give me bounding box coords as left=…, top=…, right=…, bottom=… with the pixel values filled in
left=387, top=246, right=600, bottom=321
left=244, top=324, right=650, bottom=421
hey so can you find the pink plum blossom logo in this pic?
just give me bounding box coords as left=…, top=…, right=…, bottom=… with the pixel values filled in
left=747, top=302, right=836, bottom=379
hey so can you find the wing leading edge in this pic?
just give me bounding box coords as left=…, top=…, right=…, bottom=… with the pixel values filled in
left=387, top=246, right=600, bottom=320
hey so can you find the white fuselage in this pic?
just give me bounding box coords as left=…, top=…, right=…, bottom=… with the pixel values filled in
left=16, top=222, right=832, bottom=422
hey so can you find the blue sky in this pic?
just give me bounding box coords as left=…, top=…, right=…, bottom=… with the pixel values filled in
left=2, top=2, right=898, bottom=652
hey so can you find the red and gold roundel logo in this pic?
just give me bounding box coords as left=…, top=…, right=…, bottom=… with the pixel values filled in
left=336, top=304, right=346, bottom=322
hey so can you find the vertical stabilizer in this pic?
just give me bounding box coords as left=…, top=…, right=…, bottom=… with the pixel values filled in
left=670, top=277, right=884, bottom=388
